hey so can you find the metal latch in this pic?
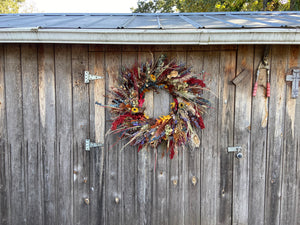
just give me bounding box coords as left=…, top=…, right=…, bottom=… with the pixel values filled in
left=227, top=146, right=243, bottom=159
left=84, top=71, right=104, bottom=83
left=85, top=139, right=103, bottom=151
left=286, top=69, right=300, bottom=98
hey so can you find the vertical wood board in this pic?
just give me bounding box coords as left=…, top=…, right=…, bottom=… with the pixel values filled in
left=136, top=50, right=154, bottom=225
left=248, top=45, right=268, bottom=225
left=55, top=44, right=74, bottom=225
left=200, top=51, right=220, bottom=225
left=264, top=45, right=288, bottom=225
left=151, top=52, right=170, bottom=225
left=121, top=52, right=139, bottom=225
left=0, top=44, right=9, bottom=225
left=72, top=45, right=90, bottom=225
left=233, top=45, right=253, bottom=225
left=21, top=44, right=43, bottom=225
left=88, top=50, right=106, bottom=225
left=105, top=50, right=122, bottom=225
left=217, top=50, right=235, bottom=225
left=4, top=44, right=26, bottom=225
left=38, top=44, right=57, bottom=225
left=280, top=45, right=299, bottom=225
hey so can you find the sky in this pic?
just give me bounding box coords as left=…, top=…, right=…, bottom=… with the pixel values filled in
left=22, top=0, right=138, bottom=13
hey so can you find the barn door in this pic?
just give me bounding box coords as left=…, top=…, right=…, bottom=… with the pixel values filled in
left=231, top=45, right=269, bottom=225
left=2, top=44, right=300, bottom=225
left=232, top=45, right=300, bottom=225
left=84, top=45, right=300, bottom=225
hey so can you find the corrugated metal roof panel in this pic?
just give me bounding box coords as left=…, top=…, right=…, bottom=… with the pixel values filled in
left=0, top=12, right=299, bottom=29
left=0, top=12, right=299, bottom=44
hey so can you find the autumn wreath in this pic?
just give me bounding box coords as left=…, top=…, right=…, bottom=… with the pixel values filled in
left=97, top=55, right=211, bottom=159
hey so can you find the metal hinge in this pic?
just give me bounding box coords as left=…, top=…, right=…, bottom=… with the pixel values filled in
left=227, top=146, right=243, bottom=159
left=84, top=71, right=104, bottom=83
left=85, top=139, right=103, bottom=151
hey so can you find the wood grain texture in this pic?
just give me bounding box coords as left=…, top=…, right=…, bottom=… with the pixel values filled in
left=38, top=44, right=57, bottom=225
left=88, top=50, right=106, bottom=225
left=233, top=45, right=253, bottom=225
left=201, top=51, right=220, bottom=225
left=89, top=45, right=237, bottom=53
left=186, top=50, right=203, bottom=225
left=72, top=45, right=90, bottom=225
left=4, top=44, right=26, bottom=225
left=217, top=50, right=235, bottom=225
left=152, top=52, right=170, bottom=225
left=264, top=45, right=288, bottom=225
left=248, top=45, right=268, bottom=225
left=297, top=93, right=300, bottom=225
left=174, top=51, right=192, bottom=225
left=105, top=51, right=122, bottom=225
left=167, top=51, right=186, bottom=225
left=136, top=50, right=154, bottom=225
left=1, top=43, right=299, bottom=225
left=0, top=44, right=9, bottom=225
left=21, top=44, right=43, bottom=225
left=121, top=52, right=139, bottom=225
left=55, top=44, right=74, bottom=225
left=280, top=45, right=299, bottom=225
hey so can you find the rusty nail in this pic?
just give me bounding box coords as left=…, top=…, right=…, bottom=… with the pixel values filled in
left=83, top=177, right=88, bottom=183
left=173, top=179, right=178, bottom=186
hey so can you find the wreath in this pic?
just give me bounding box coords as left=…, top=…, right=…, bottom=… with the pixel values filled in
left=97, top=55, right=211, bottom=159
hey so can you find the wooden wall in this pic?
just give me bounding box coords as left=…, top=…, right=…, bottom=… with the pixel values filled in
left=0, top=44, right=299, bottom=225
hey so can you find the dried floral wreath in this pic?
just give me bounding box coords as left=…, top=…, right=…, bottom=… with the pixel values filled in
left=97, top=55, right=211, bottom=159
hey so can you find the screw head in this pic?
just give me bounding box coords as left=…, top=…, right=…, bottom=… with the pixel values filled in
left=236, top=152, right=243, bottom=159
left=84, top=198, right=90, bottom=205
left=192, top=176, right=197, bottom=186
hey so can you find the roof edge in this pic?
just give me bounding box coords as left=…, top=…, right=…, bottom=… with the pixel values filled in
left=2, top=11, right=300, bottom=16
left=0, top=28, right=299, bottom=45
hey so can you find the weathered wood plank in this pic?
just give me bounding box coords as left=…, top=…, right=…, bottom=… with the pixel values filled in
left=88, top=51, right=106, bottom=225
left=233, top=45, right=253, bottom=225
left=264, top=45, right=288, bottom=225
left=248, top=45, right=268, bottom=225
left=167, top=51, right=186, bottom=225
left=280, top=45, right=299, bottom=225
left=297, top=96, right=300, bottom=225
left=4, top=44, right=26, bottom=225
left=174, top=51, right=192, bottom=225
left=121, top=52, right=139, bottom=225
left=200, top=51, right=220, bottom=225
left=151, top=52, right=170, bottom=225
left=136, top=51, right=154, bottom=225
left=38, top=44, right=57, bottom=225
left=185, top=50, right=203, bottom=225
left=55, top=44, right=74, bottom=225
left=0, top=44, right=9, bottom=225
left=89, top=45, right=122, bottom=52
left=72, top=45, right=90, bottom=225
left=216, top=50, right=235, bottom=225
left=89, top=45, right=237, bottom=53
left=21, top=44, right=43, bottom=225
left=105, top=51, right=122, bottom=225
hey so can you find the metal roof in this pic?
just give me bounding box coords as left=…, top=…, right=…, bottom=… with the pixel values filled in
left=0, top=12, right=300, bottom=45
